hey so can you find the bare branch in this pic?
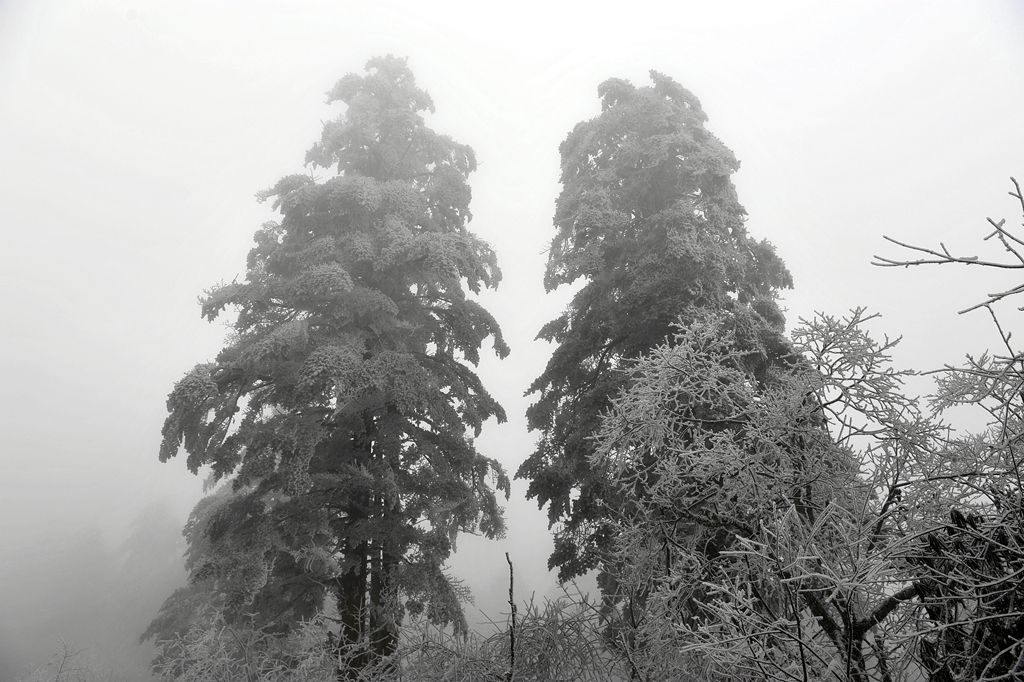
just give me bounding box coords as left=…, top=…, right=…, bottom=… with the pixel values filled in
left=853, top=582, right=920, bottom=637
left=873, top=178, right=1024, bottom=314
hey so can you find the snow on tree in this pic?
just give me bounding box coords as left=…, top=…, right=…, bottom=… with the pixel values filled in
left=152, top=56, right=509, bottom=679
left=518, top=70, right=793, bottom=581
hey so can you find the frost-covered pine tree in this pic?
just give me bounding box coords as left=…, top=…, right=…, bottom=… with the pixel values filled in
left=152, top=56, right=509, bottom=678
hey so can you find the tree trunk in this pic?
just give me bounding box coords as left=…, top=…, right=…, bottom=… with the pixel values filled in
left=369, top=544, right=399, bottom=660
left=369, top=403, right=402, bottom=664
left=336, top=539, right=369, bottom=681
left=335, top=416, right=375, bottom=681
left=846, top=634, right=869, bottom=682
left=368, top=492, right=400, bottom=665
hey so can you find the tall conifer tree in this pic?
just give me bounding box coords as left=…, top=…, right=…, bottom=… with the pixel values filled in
left=156, top=56, right=509, bottom=676
left=518, top=71, right=794, bottom=580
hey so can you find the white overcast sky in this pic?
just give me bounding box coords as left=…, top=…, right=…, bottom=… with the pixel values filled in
left=1, top=0, right=1023, bottom=633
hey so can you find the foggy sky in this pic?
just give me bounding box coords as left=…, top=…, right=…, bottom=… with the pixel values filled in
left=1, top=1, right=1023, bottom=676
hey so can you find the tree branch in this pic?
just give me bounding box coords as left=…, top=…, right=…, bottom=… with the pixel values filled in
left=853, top=582, right=920, bottom=637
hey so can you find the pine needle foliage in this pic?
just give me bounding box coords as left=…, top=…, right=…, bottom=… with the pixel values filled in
left=518, top=70, right=794, bottom=580
left=153, top=56, right=510, bottom=677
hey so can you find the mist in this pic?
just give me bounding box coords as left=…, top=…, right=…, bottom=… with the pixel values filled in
left=1, top=1, right=1023, bottom=678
